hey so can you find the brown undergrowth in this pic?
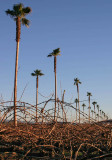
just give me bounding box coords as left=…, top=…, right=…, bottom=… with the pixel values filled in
left=0, top=121, right=112, bottom=159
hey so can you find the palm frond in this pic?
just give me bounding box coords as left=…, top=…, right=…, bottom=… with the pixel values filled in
left=13, top=3, right=23, bottom=12
left=31, top=73, right=36, bottom=76
left=21, top=18, right=30, bottom=27
left=13, top=3, right=23, bottom=16
left=47, top=54, right=52, bottom=57
left=23, top=7, right=32, bottom=15
left=5, top=9, right=16, bottom=17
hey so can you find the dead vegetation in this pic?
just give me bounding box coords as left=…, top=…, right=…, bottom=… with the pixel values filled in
left=0, top=100, right=112, bottom=159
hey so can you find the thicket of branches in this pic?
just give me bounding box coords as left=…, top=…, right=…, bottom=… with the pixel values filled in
left=0, top=100, right=112, bottom=160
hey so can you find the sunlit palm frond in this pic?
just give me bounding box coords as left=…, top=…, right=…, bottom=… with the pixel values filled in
left=21, top=18, right=30, bottom=27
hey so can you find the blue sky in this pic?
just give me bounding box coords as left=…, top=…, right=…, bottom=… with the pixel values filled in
left=0, top=0, right=112, bottom=118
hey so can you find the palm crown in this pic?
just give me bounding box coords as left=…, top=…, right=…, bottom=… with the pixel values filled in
left=31, top=70, right=44, bottom=77
left=92, top=101, right=97, bottom=105
left=5, top=3, right=31, bottom=27
left=82, top=103, right=86, bottom=107
left=97, top=105, right=99, bottom=109
left=74, top=78, right=81, bottom=86
left=87, top=92, right=92, bottom=97
left=47, top=48, right=61, bottom=57
left=75, top=98, right=78, bottom=103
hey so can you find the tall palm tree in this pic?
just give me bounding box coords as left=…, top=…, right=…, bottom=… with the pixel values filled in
left=94, top=111, right=96, bottom=122
left=87, top=92, right=92, bottom=123
left=96, top=114, right=99, bottom=121
left=103, top=112, right=106, bottom=120
left=47, top=48, right=61, bottom=121
left=92, top=101, right=97, bottom=120
left=6, top=3, right=32, bottom=127
left=100, top=109, right=102, bottom=121
left=31, top=70, right=44, bottom=123
left=96, top=105, right=100, bottom=122
left=75, top=98, right=78, bottom=123
left=74, top=78, right=81, bottom=123
left=82, top=103, right=86, bottom=122
left=102, top=111, right=104, bottom=120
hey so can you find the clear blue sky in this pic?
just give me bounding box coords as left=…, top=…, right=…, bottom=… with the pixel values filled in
left=0, top=0, right=112, bottom=118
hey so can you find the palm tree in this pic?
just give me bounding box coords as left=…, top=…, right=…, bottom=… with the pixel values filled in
left=92, top=101, right=97, bottom=120
left=82, top=103, right=86, bottom=122
left=74, top=78, right=81, bottom=123
left=31, top=70, right=44, bottom=123
left=75, top=98, right=78, bottom=123
left=104, top=112, right=106, bottom=120
left=96, top=114, right=99, bottom=121
left=96, top=105, right=100, bottom=122
left=100, top=109, right=102, bottom=121
left=62, top=90, right=66, bottom=122
left=102, top=111, right=104, bottom=120
left=91, top=110, right=94, bottom=120
left=6, top=3, right=32, bottom=127
left=87, top=92, right=92, bottom=123
left=94, top=111, right=96, bottom=122
left=47, top=48, right=61, bottom=121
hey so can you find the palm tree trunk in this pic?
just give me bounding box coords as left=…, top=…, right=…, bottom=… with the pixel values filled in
left=36, top=76, right=38, bottom=123
left=94, top=105, right=96, bottom=120
left=89, top=96, right=90, bottom=123
left=14, top=17, right=21, bottom=127
left=83, top=107, right=84, bottom=122
left=62, top=91, right=65, bottom=122
left=76, top=102, right=77, bottom=123
left=98, top=109, right=99, bottom=122
left=92, top=112, right=93, bottom=119
left=54, top=56, right=57, bottom=121
left=77, top=85, right=80, bottom=123
left=14, top=41, right=19, bottom=127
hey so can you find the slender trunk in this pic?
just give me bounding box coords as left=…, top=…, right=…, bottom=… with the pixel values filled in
left=57, top=99, right=59, bottom=121
left=92, top=112, right=93, bottom=119
left=83, top=107, right=84, bottom=122
left=94, top=105, right=96, bottom=120
left=76, top=102, right=77, bottom=123
left=54, top=56, right=57, bottom=121
left=14, top=41, right=19, bottom=127
left=62, top=91, right=65, bottom=122
left=89, top=96, right=90, bottom=123
left=98, top=108, right=99, bottom=122
left=36, top=76, right=38, bottom=123
left=100, top=111, right=101, bottom=121
left=77, top=85, right=80, bottom=123
left=14, top=17, right=21, bottom=127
